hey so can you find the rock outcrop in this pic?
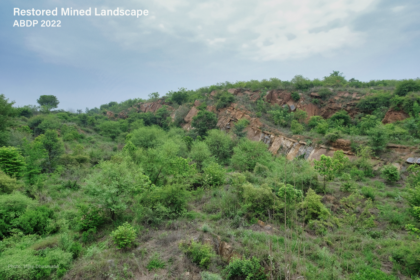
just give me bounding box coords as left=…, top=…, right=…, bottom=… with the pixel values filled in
left=382, top=108, right=409, bottom=124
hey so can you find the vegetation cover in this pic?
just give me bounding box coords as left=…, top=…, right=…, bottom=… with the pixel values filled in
left=0, top=73, right=420, bottom=279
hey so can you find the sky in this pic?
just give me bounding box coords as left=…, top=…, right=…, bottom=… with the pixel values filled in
left=1, top=0, right=419, bottom=111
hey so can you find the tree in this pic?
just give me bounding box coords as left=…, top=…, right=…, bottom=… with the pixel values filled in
left=37, top=95, right=59, bottom=111
left=368, top=126, right=389, bottom=154
left=329, top=110, right=351, bottom=126
left=190, top=141, right=212, bottom=170
left=36, top=129, right=64, bottom=172
left=98, top=121, right=121, bottom=140
left=21, top=138, right=48, bottom=185
left=323, top=71, right=346, bottom=87
left=84, top=160, right=152, bottom=220
left=0, top=147, right=26, bottom=178
left=191, top=110, right=218, bottom=137
left=148, top=92, right=159, bottom=101
left=291, top=120, right=304, bottom=135
left=233, top=119, right=249, bottom=139
left=395, top=79, right=420, bottom=97
left=359, top=115, right=379, bottom=135
left=314, top=155, right=340, bottom=190
left=170, top=89, right=189, bottom=105
left=231, top=139, right=271, bottom=172
left=155, top=105, right=171, bottom=130
left=130, top=126, right=165, bottom=149
left=291, top=75, right=311, bottom=90
left=205, top=129, right=234, bottom=164
left=0, top=94, right=16, bottom=146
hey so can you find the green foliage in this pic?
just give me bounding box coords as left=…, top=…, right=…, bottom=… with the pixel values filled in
left=215, top=91, right=235, bottom=110
left=348, top=266, right=396, bottom=280
left=268, top=105, right=292, bottom=127
left=331, top=150, right=349, bottom=175
left=224, top=256, right=267, bottom=280
left=0, top=94, right=16, bottom=146
left=130, top=126, right=165, bottom=149
left=231, top=139, right=271, bottom=172
left=323, top=71, right=346, bottom=87
left=0, top=171, right=18, bottom=194
left=357, top=92, right=392, bottom=113
left=329, top=110, right=351, bottom=126
left=291, top=92, right=300, bottom=101
left=291, top=120, right=304, bottom=135
left=340, top=192, right=375, bottom=231
left=190, top=141, right=212, bottom=170
left=359, top=115, right=380, bottom=135
left=77, top=204, right=104, bottom=232
left=170, top=89, right=189, bottom=105
left=381, top=165, right=400, bottom=182
left=36, top=129, right=64, bottom=172
left=317, top=88, right=334, bottom=99
left=253, top=162, right=269, bottom=177
left=360, top=186, right=376, bottom=201
left=110, top=222, right=137, bottom=249
left=0, top=192, right=36, bottom=238
left=233, top=118, right=250, bottom=139
left=238, top=183, right=281, bottom=219
left=0, top=147, right=26, bottom=178
left=205, top=129, right=233, bottom=164
left=314, top=155, right=340, bottom=189
left=308, top=116, right=325, bottom=128
left=84, top=160, right=152, bottom=220
left=299, top=188, right=331, bottom=222
left=192, top=110, right=218, bottom=137
left=391, top=243, right=420, bottom=276
left=277, top=183, right=303, bottom=204
left=368, top=125, right=389, bottom=153
left=14, top=206, right=57, bottom=235
left=201, top=271, right=223, bottom=280
left=97, top=121, right=121, bottom=140
left=37, top=95, right=59, bottom=110
left=395, top=79, right=420, bottom=96
left=147, top=253, right=166, bottom=270
left=291, top=75, right=312, bottom=90
left=148, top=92, right=159, bottom=101
left=203, top=162, right=226, bottom=187
left=180, top=240, right=215, bottom=269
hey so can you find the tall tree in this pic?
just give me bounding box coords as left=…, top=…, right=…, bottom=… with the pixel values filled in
left=37, top=95, right=59, bottom=112
left=0, top=94, right=16, bottom=146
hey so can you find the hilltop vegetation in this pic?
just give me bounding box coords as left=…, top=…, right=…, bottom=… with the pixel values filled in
left=1, top=73, right=420, bottom=279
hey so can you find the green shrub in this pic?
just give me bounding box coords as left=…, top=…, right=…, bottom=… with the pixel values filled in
left=224, top=256, right=267, bottom=280
left=201, top=271, right=223, bottom=280
left=205, top=129, right=234, bottom=164
left=361, top=186, right=375, bottom=201
left=308, top=116, right=324, bottom=129
left=381, top=165, right=400, bottom=182
left=291, top=120, right=304, bottom=134
left=350, top=167, right=365, bottom=181
left=215, top=91, right=235, bottom=110
left=324, top=130, right=341, bottom=143
left=329, top=110, right=351, bottom=126
left=129, top=126, right=165, bottom=149
left=97, top=121, right=121, bottom=140
left=253, top=162, right=269, bottom=177
left=0, top=146, right=26, bottom=178
left=391, top=243, right=420, bottom=276
left=81, top=228, right=97, bottom=244
left=203, top=162, right=226, bottom=187
left=357, top=92, right=392, bottom=113
left=299, top=188, right=331, bottom=222
left=233, top=119, right=250, bottom=139
left=238, top=183, right=281, bottom=219
left=14, top=206, right=57, bottom=235
left=147, top=253, right=166, bottom=270
left=291, top=92, right=300, bottom=101
left=395, top=79, right=420, bottom=97
left=180, top=240, right=215, bottom=269
left=69, top=242, right=82, bottom=259
left=77, top=204, right=104, bottom=232
left=190, top=141, right=212, bottom=170
left=0, top=171, right=18, bottom=194
left=318, top=88, right=334, bottom=99
left=348, top=266, right=396, bottom=280
left=231, top=139, right=271, bottom=172
left=192, top=110, right=218, bottom=137
left=368, top=126, right=389, bottom=154
left=110, top=222, right=137, bottom=249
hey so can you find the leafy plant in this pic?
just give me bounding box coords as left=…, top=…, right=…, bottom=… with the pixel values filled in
left=291, top=92, right=300, bottom=101
left=192, top=110, right=218, bottom=137
left=147, top=253, right=166, bottom=270
left=110, top=222, right=137, bottom=249
left=224, top=256, right=267, bottom=280
left=381, top=165, right=400, bottom=182
left=180, top=240, right=215, bottom=269
left=0, top=147, right=26, bottom=178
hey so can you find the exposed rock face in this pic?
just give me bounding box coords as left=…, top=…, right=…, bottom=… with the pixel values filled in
left=264, top=90, right=292, bottom=106
left=382, top=108, right=409, bottom=124
left=106, top=111, right=115, bottom=119
left=331, top=139, right=351, bottom=151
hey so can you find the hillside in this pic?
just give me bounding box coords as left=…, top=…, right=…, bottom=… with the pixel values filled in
left=1, top=74, right=420, bottom=280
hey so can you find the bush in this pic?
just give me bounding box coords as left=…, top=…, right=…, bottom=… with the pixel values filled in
left=190, top=141, right=212, bottom=170
left=291, top=120, right=304, bottom=135
left=291, top=92, right=300, bottom=101
left=192, top=110, right=218, bottom=137
left=0, top=171, right=18, bottom=194
left=180, top=240, right=215, bottom=269
left=308, top=116, right=324, bottom=129
left=205, top=129, right=233, bottom=164
left=231, top=139, right=271, bottom=172
left=324, top=130, right=341, bottom=143
left=224, top=256, right=267, bottom=280
left=253, top=162, right=269, bottom=177
left=203, top=162, right=226, bottom=187
left=110, top=222, right=137, bottom=249
left=77, top=204, right=104, bottom=232
left=0, top=147, right=26, bottom=178
left=14, top=206, right=57, bottom=235
left=215, top=91, right=235, bottom=110
left=395, top=79, right=420, bottom=97
left=348, top=266, right=396, bottom=280
left=329, top=110, right=351, bottom=126
left=318, top=88, right=334, bottom=99
left=368, top=126, right=389, bottom=154
left=233, top=119, right=250, bottom=139
left=361, top=186, right=375, bottom=201
left=381, top=165, right=400, bottom=182
left=129, top=126, right=165, bottom=149
left=147, top=253, right=166, bottom=270
left=201, top=271, right=223, bottom=280
left=350, top=167, right=365, bottom=181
